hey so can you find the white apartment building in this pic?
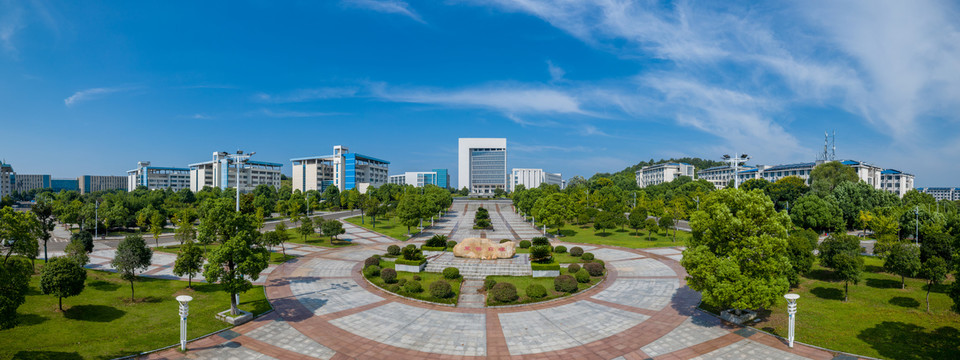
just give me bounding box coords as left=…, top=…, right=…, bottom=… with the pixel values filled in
left=879, top=169, right=915, bottom=197
left=190, top=152, right=282, bottom=192
left=458, top=138, right=507, bottom=195
left=697, top=165, right=757, bottom=189
left=635, top=163, right=694, bottom=188
left=511, top=168, right=563, bottom=191
left=917, top=188, right=960, bottom=201
left=389, top=170, right=447, bottom=188
left=0, top=161, right=13, bottom=198
left=291, top=145, right=389, bottom=193
left=127, top=161, right=191, bottom=191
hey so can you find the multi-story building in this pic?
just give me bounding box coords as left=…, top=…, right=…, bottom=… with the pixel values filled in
left=52, top=179, right=80, bottom=192
left=753, top=162, right=817, bottom=184
left=0, top=161, right=13, bottom=198
left=635, top=163, right=694, bottom=188
left=389, top=170, right=448, bottom=188
left=79, top=175, right=127, bottom=194
left=879, top=169, right=914, bottom=197
left=190, top=152, right=283, bottom=193
left=917, top=187, right=960, bottom=201
left=458, top=138, right=507, bottom=195
left=291, top=145, right=390, bottom=193
left=127, top=161, right=190, bottom=191
left=697, top=165, right=757, bottom=189
left=14, top=174, right=51, bottom=193
left=841, top=160, right=884, bottom=189
left=511, top=168, right=563, bottom=191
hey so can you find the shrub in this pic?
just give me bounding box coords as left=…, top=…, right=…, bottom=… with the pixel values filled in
left=500, top=239, right=512, bottom=243
left=421, top=246, right=446, bottom=252
left=413, top=275, right=421, bottom=281
left=582, top=253, right=595, bottom=261
left=401, top=245, right=423, bottom=261
left=385, top=284, right=400, bottom=292
left=575, top=269, right=591, bottom=283
left=526, top=284, right=547, bottom=299
left=426, top=234, right=448, bottom=248
left=363, top=265, right=381, bottom=277
left=554, top=275, right=578, bottom=293
left=584, top=262, right=603, bottom=276
left=491, top=282, right=518, bottom=302
left=403, top=281, right=422, bottom=293
left=446, top=240, right=457, bottom=248
left=554, top=245, right=567, bottom=254
left=567, top=264, right=581, bottom=274
left=387, top=245, right=401, bottom=256
left=531, top=261, right=560, bottom=271
left=484, top=278, right=497, bottom=290
left=364, top=256, right=380, bottom=268
left=397, top=278, right=408, bottom=286
left=570, top=247, right=584, bottom=257
left=429, top=280, right=453, bottom=298
left=531, top=236, right=550, bottom=247
left=519, top=240, right=532, bottom=249
left=530, top=245, right=552, bottom=263
left=442, top=267, right=460, bottom=279
left=380, top=268, right=397, bottom=283
left=474, top=219, right=491, bottom=228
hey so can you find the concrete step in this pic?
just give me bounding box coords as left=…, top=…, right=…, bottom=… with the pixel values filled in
left=457, top=279, right=486, bottom=308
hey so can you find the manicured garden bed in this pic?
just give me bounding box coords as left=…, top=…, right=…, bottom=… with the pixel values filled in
left=363, top=259, right=463, bottom=305
left=485, top=269, right=603, bottom=306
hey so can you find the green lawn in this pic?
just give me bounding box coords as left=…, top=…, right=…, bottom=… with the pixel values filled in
left=720, top=256, right=960, bottom=359
left=548, top=223, right=689, bottom=249
left=0, top=267, right=270, bottom=360
left=286, top=233, right=355, bottom=248
left=344, top=216, right=414, bottom=241
left=486, top=271, right=603, bottom=306
left=363, top=260, right=462, bottom=305
left=153, top=244, right=298, bottom=265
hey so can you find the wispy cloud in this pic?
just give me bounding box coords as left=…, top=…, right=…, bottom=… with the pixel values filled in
left=254, top=87, right=358, bottom=103
left=0, top=0, right=25, bottom=56
left=256, top=109, right=346, bottom=118
left=64, top=87, right=130, bottom=106
left=546, top=60, right=565, bottom=82
left=342, top=0, right=425, bottom=24
left=511, top=142, right=593, bottom=153
left=371, top=83, right=590, bottom=115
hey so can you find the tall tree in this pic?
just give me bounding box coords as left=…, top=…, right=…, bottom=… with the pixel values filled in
left=1, top=207, right=40, bottom=269
left=809, top=161, right=858, bottom=195
left=31, top=200, right=57, bottom=263
left=920, top=256, right=948, bottom=312
left=628, top=207, right=647, bottom=236
left=149, top=212, right=166, bottom=248
left=174, top=214, right=196, bottom=245
left=173, top=241, right=204, bottom=289
left=296, top=218, right=314, bottom=253
left=396, top=192, right=422, bottom=234
left=819, top=234, right=864, bottom=302
left=883, top=242, right=921, bottom=289
left=593, top=211, right=618, bottom=235
left=39, top=257, right=87, bottom=311
left=534, top=193, right=573, bottom=236
left=203, top=215, right=269, bottom=316
left=765, top=176, right=809, bottom=211
left=790, top=194, right=844, bottom=233
left=112, top=235, right=153, bottom=301
left=322, top=220, right=345, bottom=242
left=0, top=257, right=31, bottom=329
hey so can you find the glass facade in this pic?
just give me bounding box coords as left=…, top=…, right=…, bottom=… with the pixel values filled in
left=470, top=149, right=506, bottom=190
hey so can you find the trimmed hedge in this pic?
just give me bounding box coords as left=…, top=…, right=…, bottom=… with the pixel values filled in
left=380, top=268, right=397, bottom=283
left=385, top=284, right=400, bottom=292
left=363, top=265, right=381, bottom=277
left=531, top=236, right=550, bottom=247
left=569, top=247, right=584, bottom=257
left=500, top=239, right=512, bottom=243
left=421, top=246, right=446, bottom=252
left=403, top=281, right=422, bottom=293
left=395, top=258, right=426, bottom=266
left=554, top=245, right=567, bottom=254
left=531, top=260, right=560, bottom=271
left=526, top=284, right=547, bottom=299
left=567, top=263, right=581, bottom=274
left=429, top=280, right=454, bottom=298
left=554, top=275, right=578, bottom=293
left=387, top=245, right=401, bottom=256
left=575, top=269, right=590, bottom=283
left=582, top=252, right=595, bottom=261
left=364, top=256, right=380, bottom=268
left=442, top=267, right=460, bottom=279
left=519, top=240, right=531, bottom=249
left=484, top=278, right=497, bottom=290
left=491, top=282, right=518, bottom=302
left=584, top=262, right=604, bottom=276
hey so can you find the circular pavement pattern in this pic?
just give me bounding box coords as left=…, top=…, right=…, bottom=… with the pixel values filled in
left=146, top=202, right=852, bottom=360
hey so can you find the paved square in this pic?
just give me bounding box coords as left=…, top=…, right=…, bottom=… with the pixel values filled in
left=690, top=339, right=811, bottom=360
left=588, top=248, right=644, bottom=261
left=641, top=312, right=729, bottom=357
left=610, top=258, right=676, bottom=277
left=592, top=278, right=680, bottom=310
left=245, top=320, right=338, bottom=359
left=644, top=248, right=683, bottom=255
left=330, top=302, right=487, bottom=356
left=297, top=258, right=357, bottom=278
left=289, top=278, right=383, bottom=315
left=498, top=300, right=649, bottom=355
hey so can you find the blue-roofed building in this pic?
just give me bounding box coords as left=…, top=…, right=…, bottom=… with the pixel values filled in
left=917, top=187, right=960, bottom=201
left=291, top=145, right=389, bottom=193
left=698, top=164, right=757, bottom=189
left=636, top=162, right=695, bottom=188
left=879, top=169, right=915, bottom=197
left=127, top=161, right=191, bottom=191
left=190, top=151, right=283, bottom=192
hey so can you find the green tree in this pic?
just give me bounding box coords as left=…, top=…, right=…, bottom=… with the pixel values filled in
left=593, top=211, right=617, bottom=235
left=322, top=186, right=341, bottom=210
left=658, top=214, right=674, bottom=237
left=644, top=218, right=659, bottom=240
left=628, top=208, right=647, bottom=236
left=274, top=222, right=289, bottom=249
left=883, top=242, right=921, bottom=289
left=765, top=176, right=809, bottom=211
left=322, top=220, right=345, bottom=241
left=253, top=207, right=265, bottom=231
left=0, top=257, right=31, bottom=329
left=173, top=241, right=204, bottom=289
left=70, top=230, right=94, bottom=253
left=819, top=234, right=864, bottom=302
left=396, top=192, right=422, bottom=234
left=785, top=233, right=814, bottom=287
left=1, top=207, right=40, bottom=269
left=112, top=235, right=153, bottom=301
left=31, top=200, right=56, bottom=263
left=681, top=189, right=792, bottom=314
left=790, top=194, right=844, bottom=233
left=149, top=212, right=166, bottom=248
left=39, top=257, right=87, bottom=311
left=64, top=237, right=90, bottom=266
left=296, top=217, right=314, bottom=252
left=810, top=161, right=858, bottom=195
left=203, top=215, right=269, bottom=316
left=534, top=193, right=573, bottom=236
left=920, top=256, right=948, bottom=312
left=174, top=214, right=196, bottom=245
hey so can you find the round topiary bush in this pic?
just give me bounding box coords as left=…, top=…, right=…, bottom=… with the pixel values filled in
left=567, top=263, right=581, bottom=274
left=500, top=239, right=512, bottom=243
left=429, top=280, right=453, bottom=298
left=387, top=245, right=401, bottom=256
left=446, top=240, right=457, bottom=248
left=385, top=284, right=401, bottom=292
left=364, top=256, right=380, bottom=268
left=554, top=274, right=578, bottom=293
left=519, top=240, right=532, bottom=249
left=403, top=281, right=422, bottom=293
left=584, top=262, right=604, bottom=277
left=491, top=282, right=519, bottom=302
left=575, top=269, right=590, bottom=283
left=570, top=247, right=584, bottom=257
left=582, top=252, right=595, bottom=261
left=526, top=284, right=547, bottom=299
left=413, top=275, right=421, bottom=281
left=397, top=278, right=408, bottom=286
left=363, top=265, right=381, bottom=277
left=531, top=236, right=550, bottom=247
left=442, top=267, right=460, bottom=279
left=380, top=268, right=397, bottom=283
left=484, top=278, right=497, bottom=290
left=554, top=245, right=567, bottom=254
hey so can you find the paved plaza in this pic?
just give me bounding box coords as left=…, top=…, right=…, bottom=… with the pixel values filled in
left=142, top=200, right=855, bottom=360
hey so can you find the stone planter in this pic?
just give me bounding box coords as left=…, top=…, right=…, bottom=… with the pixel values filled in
left=532, top=270, right=560, bottom=278
left=395, top=261, right=427, bottom=273
left=720, top=309, right=757, bottom=325
left=216, top=309, right=252, bottom=325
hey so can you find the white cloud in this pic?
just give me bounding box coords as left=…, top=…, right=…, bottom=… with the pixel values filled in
left=342, top=0, right=425, bottom=24
left=64, top=87, right=128, bottom=106
left=254, top=87, right=358, bottom=103
left=546, top=60, right=565, bottom=82
left=0, top=0, right=25, bottom=56
left=257, top=109, right=345, bottom=118
left=372, top=83, right=590, bottom=115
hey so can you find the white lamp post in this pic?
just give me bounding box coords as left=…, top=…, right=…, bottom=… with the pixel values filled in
left=224, top=150, right=255, bottom=212
left=784, top=293, right=799, bottom=348
left=176, top=295, right=193, bottom=351
left=721, top=153, right=751, bottom=189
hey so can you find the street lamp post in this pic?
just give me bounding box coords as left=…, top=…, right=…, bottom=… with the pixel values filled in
left=224, top=150, right=255, bottom=213
left=914, top=206, right=919, bottom=245
left=94, top=200, right=100, bottom=239
left=784, top=293, right=799, bottom=348
left=176, top=295, right=193, bottom=351
left=721, top=153, right=751, bottom=189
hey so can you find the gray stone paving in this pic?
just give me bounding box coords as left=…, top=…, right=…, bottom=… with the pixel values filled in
left=610, top=258, right=677, bottom=277
left=668, top=254, right=683, bottom=262
left=591, top=278, right=680, bottom=310
left=188, top=341, right=278, bottom=359
left=588, top=248, right=644, bottom=261
left=322, top=247, right=384, bottom=261
left=457, top=279, right=486, bottom=308
left=640, top=312, right=729, bottom=357
left=644, top=248, right=683, bottom=255
left=290, top=278, right=383, bottom=315
left=690, top=339, right=811, bottom=360
left=299, top=258, right=356, bottom=278
left=244, top=320, right=337, bottom=359
left=330, top=302, right=487, bottom=356
left=498, top=301, right=649, bottom=355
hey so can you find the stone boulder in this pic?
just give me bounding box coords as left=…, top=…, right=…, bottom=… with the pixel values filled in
left=453, top=238, right=516, bottom=260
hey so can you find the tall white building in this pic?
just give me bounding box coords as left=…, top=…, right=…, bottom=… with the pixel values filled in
left=511, top=168, right=562, bottom=191
left=0, top=161, right=13, bottom=198
left=917, top=187, right=960, bottom=201
left=879, top=169, right=914, bottom=197
left=635, top=163, right=694, bottom=188
left=458, top=138, right=507, bottom=195
left=291, top=145, right=390, bottom=193
left=127, top=161, right=191, bottom=191
left=389, top=170, right=447, bottom=188
left=190, top=152, right=282, bottom=192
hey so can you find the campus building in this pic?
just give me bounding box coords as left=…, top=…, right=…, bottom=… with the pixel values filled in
left=190, top=152, right=283, bottom=193
left=14, top=174, right=51, bottom=193
left=879, top=169, right=915, bottom=197
left=52, top=179, right=81, bottom=192
left=0, top=161, right=13, bottom=198
left=697, top=165, right=757, bottom=189
left=511, top=168, right=563, bottom=191
left=389, top=169, right=450, bottom=188
left=127, top=161, right=191, bottom=191
left=635, top=163, right=694, bottom=188
left=458, top=138, right=507, bottom=195
left=79, top=175, right=127, bottom=194
left=291, top=145, right=390, bottom=193
left=917, top=187, right=960, bottom=201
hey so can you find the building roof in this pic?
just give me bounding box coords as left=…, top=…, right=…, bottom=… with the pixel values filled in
left=739, top=168, right=759, bottom=173
left=881, top=169, right=913, bottom=176
left=127, top=166, right=190, bottom=173
left=289, top=155, right=339, bottom=162
left=190, top=159, right=283, bottom=167
left=700, top=165, right=755, bottom=172
left=763, top=162, right=817, bottom=171
left=918, top=187, right=960, bottom=191
left=840, top=160, right=859, bottom=165
left=350, top=153, right=390, bottom=165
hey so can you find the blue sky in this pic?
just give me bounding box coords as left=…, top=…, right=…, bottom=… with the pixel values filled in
left=2, top=0, right=959, bottom=187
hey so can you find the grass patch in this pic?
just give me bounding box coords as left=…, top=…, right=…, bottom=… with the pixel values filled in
left=153, top=244, right=299, bottom=265
left=344, top=216, right=412, bottom=241
left=286, top=233, right=355, bottom=248
left=0, top=267, right=270, bottom=360
left=364, top=260, right=462, bottom=305
left=729, top=256, right=960, bottom=359
left=486, top=273, right=602, bottom=306
left=549, top=223, right=690, bottom=249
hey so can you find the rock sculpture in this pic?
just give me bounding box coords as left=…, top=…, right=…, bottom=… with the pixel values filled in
left=452, top=238, right=516, bottom=260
